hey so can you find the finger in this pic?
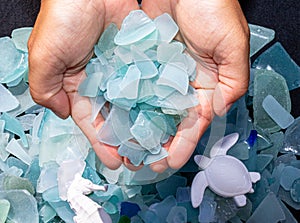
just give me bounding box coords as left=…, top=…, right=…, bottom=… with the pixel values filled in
left=123, top=157, right=144, bottom=171
left=167, top=89, right=214, bottom=170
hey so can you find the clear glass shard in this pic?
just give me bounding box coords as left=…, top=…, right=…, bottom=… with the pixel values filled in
left=78, top=72, right=103, bottom=97
left=154, top=13, right=179, bottom=43
left=119, top=65, right=141, bottom=99
left=166, top=206, right=187, bottom=223
left=90, top=96, right=106, bottom=123
left=249, top=24, right=275, bottom=57
left=118, top=141, right=147, bottom=166
left=97, top=23, right=118, bottom=58
left=0, top=83, right=19, bottom=112
left=11, top=27, right=33, bottom=52
left=149, top=196, right=177, bottom=223
left=0, top=199, right=10, bottom=223
left=157, top=42, right=184, bottom=64
left=5, top=138, right=32, bottom=165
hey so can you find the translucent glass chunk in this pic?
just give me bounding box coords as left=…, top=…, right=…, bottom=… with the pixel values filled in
left=252, top=42, right=300, bottom=91
left=262, top=95, right=294, bottom=129
left=249, top=24, right=275, bottom=57
left=154, top=13, right=179, bottom=43
left=0, top=199, right=10, bottom=223
left=282, top=117, right=300, bottom=155
left=0, top=83, right=19, bottom=112
left=278, top=199, right=298, bottom=223
left=48, top=201, right=75, bottom=223
left=198, top=196, right=217, bottom=223
left=5, top=138, right=31, bottom=165
left=78, top=72, right=103, bottom=97
left=119, top=65, right=141, bottom=99
left=253, top=69, right=291, bottom=133
left=39, top=203, right=56, bottom=223
left=118, top=141, right=147, bottom=166
left=114, top=10, right=156, bottom=45
left=290, top=178, right=300, bottom=202
left=166, top=206, right=187, bottom=223
left=2, top=175, right=35, bottom=195
left=0, top=133, right=10, bottom=161
left=37, top=162, right=59, bottom=193
left=255, top=154, right=273, bottom=172
left=143, top=147, right=168, bottom=165
left=278, top=186, right=300, bottom=210
left=11, top=27, right=33, bottom=52
left=149, top=196, right=177, bottom=223
left=156, top=175, right=187, bottom=199
left=280, top=166, right=300, bottom=191
left=228, top=141, right=249, bottom=160
left=97, top=23, right=118, bottom=57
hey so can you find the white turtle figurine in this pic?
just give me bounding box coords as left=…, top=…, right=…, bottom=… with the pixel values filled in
left=191, top=133, right=261, bottom=208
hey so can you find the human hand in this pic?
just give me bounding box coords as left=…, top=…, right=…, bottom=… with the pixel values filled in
left=141, top=0, right=250, bottom=172
left=28, top=0, right=139, bottom=169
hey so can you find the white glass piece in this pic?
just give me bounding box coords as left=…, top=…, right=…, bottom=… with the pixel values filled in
left=157, top=62, right=189, bottom=95
left=5, top=138, right=32, bottom=165
left=157, top=42, right=184, bottom=64
left=262, top=95, right=294, bottom=129
left=11, top=27, right=33, bottom=52
left=154, top=13, right=179, bottom=43
left=114, top=10, right=156, bottom=45
left=119, top=65, right=141, bottom=99
left=0, top=83, right=19, bottom=112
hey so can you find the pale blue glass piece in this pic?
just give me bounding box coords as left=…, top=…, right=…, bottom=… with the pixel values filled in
left=278, top=199, right=298, bottom=223
left=97, top=23, right=118, bottom=58
left=119, top=65, right=141, bottom=99
left=236, top=199, right=252, bottom=221
left=0, top=83, right=19, bottom=112
left=252, top=42, right=300, bottom=91
left=156, top=175, right=187, bottom=199
left=0, top=120, right=4, bottom=132
left=130, top=112, right=164, bottom=150
left=290, top=178, right=300, bottom=202
left=247, top=192, right=285, bottom=223
left=153, top=83, right=176, bottom=99
left=78, top=72, right=103, bottom=97
left=118, top=141, right=147, bottom=166
left=0, top=190, right=38, bottom=223
left=198, top=196, right=217, bottom=223
left=143, top=147, right=168, bottom=165
left=262, top=95, right=294, bottom=129
left=157, top=42, right=184, bottom=64
left=133, top=29, right=158, bottom=52
left=6, top=156, right=28, bottom=175
left=166, top=206, right=187, bottom=223
left=0, top=112, right=28, bottom=147
left=11, top=27, right=33, bottom=52
left=106, top=77, right=123, bottom=100
left=39, top=203, right=56, bottom=223
left=282, top=117, right=300, bottom=155
left=90, top=96, right=106, bottom=123
left=255, top=154, right=273, bottom=172
left=228, top=141, right=249, bottom=160
left=111, top=55, right=129, bottom=75
left=278, top=186, right=300, bottom=210
left=48, top=201, right=75, bottom=223
left=82, top=162, right=102, bottom=185
left=154, top=13, right=179, bottom=43
left=16, top=114, right=36, bottom=131
left=157, top=62, right=189, bottom=95
left=2, top=174, right=35, bottom=195
left=139, top=210, right=160, bottom=223
left=114, top=46, right=133, bottom=64
left=0, top=199, right=10, bottom=223
left=260, top=131, right=284, bottom=158
left=249, top=24, right=275, bottom=57
left=36, top=162, right=59, bottom=193
left=183, top=53, right=197, bottom=81
left=138, top=80, right=155, bottom=102
left=253, top=69, right=291, bottom=133
left=108, top=96, right=137, bottom=111
left=131, top=45, right=158, bottom=79
left=279, top=166, right=300, bottom=191
left=114, top=10, right=156, bottom=46
left=5, top=138, right=32, bottom=165
left=176, top=187, right=191, bottom=203
left=24, top=157, right=40, bottom=189
left=149, top=196, right=177, bottom=223
left=0, top=133, right=10, bottom=161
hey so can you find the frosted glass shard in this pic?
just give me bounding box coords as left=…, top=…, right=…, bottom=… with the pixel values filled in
left=11, top=27, right=33, bottom=52
left=253, top=69, right=291, bottom=133
left=0, top=84, right=19, bottom=112
left=228, top=141, right=249, bottom=160
left=247, top=192, right=285, bottom=223
left=153, top=84, right=176, bottom=99
left=0, top=120, right=4, bottom=132
left=255, top=154, right=273, bottom=172
left=90, top=96, right=106, bottom=123
left=16, top=114, right=36, bottom=131
left=149, top=196, right=177, bottom=223
left=5, top=138, right=31, bottom=165
left=176, top=187, right=191, bottom=203
left=252, top=42, right=300, bottom=91
left=119, top=65, right=141, bottom=99
left=39, top=204, right=56, bottom=223
left=154, top=13, right=179, bottom=43
left=97, top=23, right=118, bottom=57
left=156, top=175, right=187, bottom=199
left=106, top=77, right=122, bottom=100
left=262, top=95, right=294, bottom=129
left=37, top=162, right=59, bottom=193
left=131, top=45, right=158, bottom=79
left=198, top=196, right=217, bottom=223
left=282, top=117, right=300, bottom=155
left=0, top=133, right=10, bottom=161
left=249, top=24, right=275, bottom=57
left=138, top=80, right=155, bottom=102
left=278, top=186, right=300, bottom=210
left=24, top=157, right=40, bottom=189
left=78, top=72, right=103, bottom=97
left=114, top=46, right=133, bottom=64
left=133, top=29, right=158, bottom=52
left=0, top=199, right=10, bottom=223
left=279, top=166, right=300, bottom=191
left=2, top=175, right=35, bottom=195
left=166, top=206, right=187, bottom=223
left=143, top=147, right=168, bottom=165
left=0, top=190, right=38, bottom=223
left=114, top=10, right=156, bottom=45
left=157, top=42, right=184, bottom=64
left=157, top=62, right=189, bottom=95
left=48, top=201, right=75, bottom=223
left=118, top=142, right=147, bottom=166
left=290, top=178, right=300, bottom=202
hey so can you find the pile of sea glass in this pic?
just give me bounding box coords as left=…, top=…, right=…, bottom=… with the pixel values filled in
left=0, top=9, right=300, bottom=223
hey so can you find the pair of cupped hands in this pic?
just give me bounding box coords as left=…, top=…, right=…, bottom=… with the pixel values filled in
left=28, top=0, right=250, bottom=173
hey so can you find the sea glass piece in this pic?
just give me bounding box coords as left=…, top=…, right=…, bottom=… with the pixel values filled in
left=249, top=24, right=275, bottom=57
left=156, top=175, right=187, bottom=199
left=154, top=13, right=179, bottom=43
left=37, top=162, right=59, bottom=193
left=278, top=186, right=300, bottom=210
left=214, top=197, right=238, bottom=222
left=157, top=62, right=189, bottom=95
left=282, top=116, right=300, bottom=155
left=24, top=157, right=40, bottom=189
left=39, top=203, right=56, bottom=223
left=149, top=196, right=177, bottom=223
left=253, top=69, right=291, bottom=133
left=255, top=154, right=273, bottom=172
left=2, top=175, right=35, bottom=195
left=78, top=72, right=103, bottom=97
left=118, top=141, right=147, bottom=166
left=157, top=42, right=184, bottom=64
left=114, top=10, right=156, bottom=45
left=5, top=138, right=31, bottom=165
left=120, top=201, right=141, bottom=218
left=176, top=187, right=191, bottom=203
left=97, top=23, right=118, bottom=57
left=260, top=131, right=284, bottom=158
left=0, top=190, right=39, bottom=223
left=262, top=95, right=294, bottom=129
left=11, top=27, right=33, bottom=52
left=0, top=199, right=10, bottom=223
left=278, top=199, right=298, bottom=223
left=0, top=83, right=19, bottom=112
left=90, top=96, right=106, bottom=123
left=48, top=200, right=75, bottom=223
left=143, top=147, right=169, bottom=165
left=252, top=42, right=300, bottom=91
left=198, top=196, right=217, bottom=223
left=290, top=178, right=300, bottom=202
left=279, top=166, right=300, bottom=191
left=119, top=65, right=141, bottom=99
left=247, top=192, right=285, bottom=223
left=0, top=133, right=10, bottom=161
left=166, top=206, right=187, bottom=223
left=228, top=141, right=249, bottom=160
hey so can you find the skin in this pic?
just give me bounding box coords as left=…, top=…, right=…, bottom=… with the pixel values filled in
left=28, top=0, right=249, bottom=173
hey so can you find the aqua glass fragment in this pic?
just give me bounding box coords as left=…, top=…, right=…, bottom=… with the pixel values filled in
left=214, top=197, right=238, bottom=222
left=119, top=65, right=141, bottom=99
left=262, top=95, right=294, bottom=129
left=42, top=186, right=61, bottom=203
left=114, top=46, right=133, bottom=64
left=154, top=13, right=179, bottom=43
left=78, top=72, right=103, bottom=97
left=5, top=138, right=31, bottom=165
left=156, top=175, right=187, bottom=199
left=0, top=190, right=39, bottom=223
left=236, top=199, right=252, bottom=221
left=16, top=114, right=36, bottom=131
left=149, top=196, right=177, bottom=223
left=252, top=42, right=300, bottom=91
left=198, top=196, right=217, bottom=223
left=24, top=157, right=40, bottom=189
left=39, top=203, right=57, bottom=223
left=228, top=141, right=249, bottom=160
left=97, top=23, right=118, bottom=58
left=138, top=209, right=160, bottom=223
left=6, top=156, right=28, bottom=175
left=106, top=77, right=123, bottom=100
left=0, top=83, right=19, bottom=112
left=166, top=206, right=187, bottom=223
left=90, top=96, right=106, bottom=123
left=2, top=174, right=35, bottom=194
left=157, top=42, right=184, bottom=64
left=153, top=83, right=176, bottom=99
left=280, top=166, right=300, bottom=191
left=114, top=10, right=156, bottom=46
left=0, top=133, right=10, bottom=161
left=290, top=178, right=300, bottom=202
left=157, top=62, right=189, bottom=95
left=118, top=141, right=147, bottom=166
left=133, top=29, right=158, bottom=52
left=282, top=117, right=300, bottom=155
left=247, top=192, right=285, bottom=223
left=0, top=199, right=10, bottom=223
left=253, top=69, right=291, bottom=133
left=37, top=162, right=59, bottom=193
left=11, top=27, right=33, bottom=52
left=138, top=80, right=155, bottom=102
left=255, top=154, right=273, bottom=172
left=176, top=187, right=191, bottom=203
left=249, top=24, right=275, bottom=57
left=260, top=131, right=284, bottom=158
left=48, top=201, right=75, bottom=223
